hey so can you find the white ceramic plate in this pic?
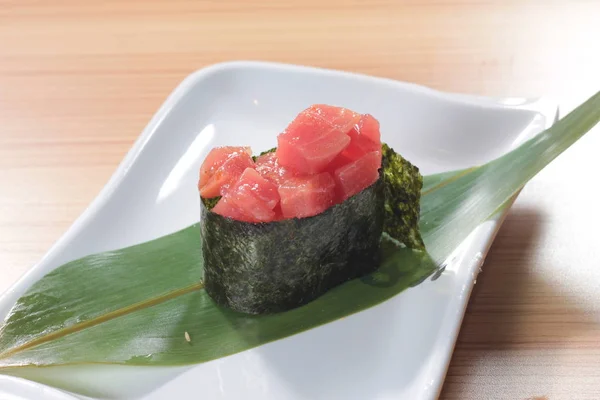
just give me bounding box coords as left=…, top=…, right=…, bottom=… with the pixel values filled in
left=0, top=62, right=557, bottom=400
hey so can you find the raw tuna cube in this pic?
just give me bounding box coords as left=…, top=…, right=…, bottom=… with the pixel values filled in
left=278, top=172, right=336, bottom=219
left=342, top=114, right=382, bottom=160
left=199, top=146, right=252, bottom=186
left=255, top=152, right=297, bottom=185
left=276, top=105, right=359, bottom=174
left=212, top=196, right=248, bottom=221
left=333, top=151, right=381, bottom=201
left=220, top=168, right=280, bottom=223
left=310, top=104, right=361, bottom=128
left=326, top=152, right=354, bottom=175
left=199, top=147, right=254, bottom=198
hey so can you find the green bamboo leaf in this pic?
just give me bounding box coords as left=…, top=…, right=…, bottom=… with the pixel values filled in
left=420, top=167, right=477, bottom=195
left=0, top=92, right=598, bottom=396
left=0, top=235, right=434, bottom=368
left=421, top=91, right=600, bottom=263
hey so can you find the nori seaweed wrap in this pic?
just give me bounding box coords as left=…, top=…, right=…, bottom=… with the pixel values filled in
left=201, top=172, right=385, bottom=314
left=198, top=104, right=423, bottom=315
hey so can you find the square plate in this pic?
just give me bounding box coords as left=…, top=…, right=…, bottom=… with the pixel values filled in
left=0, top=62, right=557, bottom=400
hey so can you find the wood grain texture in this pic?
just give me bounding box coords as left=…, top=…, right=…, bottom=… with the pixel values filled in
left=0, top=1, right=599, bottom=399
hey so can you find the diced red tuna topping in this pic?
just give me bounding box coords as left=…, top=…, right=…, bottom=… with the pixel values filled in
left=199, top=104, right=383, bottom=222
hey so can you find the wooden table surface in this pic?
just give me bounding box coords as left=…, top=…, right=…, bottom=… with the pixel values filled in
left=1, top=1, right=599, bottom=399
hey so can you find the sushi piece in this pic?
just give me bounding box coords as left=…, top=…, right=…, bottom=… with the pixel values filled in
left=199, top=104, right=423, bottom=314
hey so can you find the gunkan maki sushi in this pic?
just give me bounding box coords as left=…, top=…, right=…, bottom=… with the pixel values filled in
left=198, top=104, right=424, bottom=314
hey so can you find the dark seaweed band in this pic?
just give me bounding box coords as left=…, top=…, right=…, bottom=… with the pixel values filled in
left=200, top=173, right=385, bottom=314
